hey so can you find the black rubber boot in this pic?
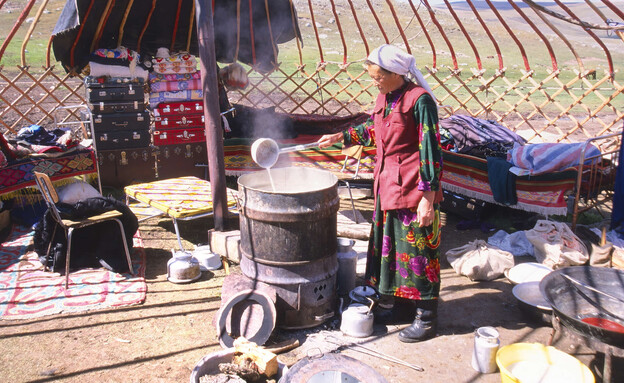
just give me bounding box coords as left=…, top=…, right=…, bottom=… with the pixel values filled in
left=373, top=296, right=417, bottom=325
left=398, top=300, right=438, bottom=343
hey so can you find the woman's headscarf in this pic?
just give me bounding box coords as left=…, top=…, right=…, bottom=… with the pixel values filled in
left=367, top=44, right=436, bottom=103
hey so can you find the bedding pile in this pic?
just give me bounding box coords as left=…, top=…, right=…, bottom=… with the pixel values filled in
left=88, top=47, right=149, bottom=80
left=148, top=48, right=202, bottom=108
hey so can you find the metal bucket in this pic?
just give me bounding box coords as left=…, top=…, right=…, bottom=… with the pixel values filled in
left=238, top=167, right=340, bottom=329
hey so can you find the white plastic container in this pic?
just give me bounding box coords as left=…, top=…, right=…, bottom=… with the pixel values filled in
left=471, top=326, right=500, bottom=373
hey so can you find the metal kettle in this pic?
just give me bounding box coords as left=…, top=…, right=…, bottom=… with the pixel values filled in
left=167, top=250, right=201, bottom=283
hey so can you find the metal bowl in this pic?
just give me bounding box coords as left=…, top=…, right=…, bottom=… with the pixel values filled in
left=505, top=262, right=552, bottom=285
left=512, top=281, right=552, bottom=324
left=540, top=266, right=624, bottom=347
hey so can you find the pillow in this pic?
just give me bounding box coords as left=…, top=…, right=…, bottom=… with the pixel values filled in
left=57, top=181, right=102, bottom=204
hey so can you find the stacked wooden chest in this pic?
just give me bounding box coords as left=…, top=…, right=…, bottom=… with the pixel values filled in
left=152, top=101, right=207, bottom=146
left=86, top=77, right=151, bottom=150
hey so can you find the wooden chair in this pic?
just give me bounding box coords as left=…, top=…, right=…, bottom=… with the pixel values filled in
left=33, top=172, right=133, bottom=288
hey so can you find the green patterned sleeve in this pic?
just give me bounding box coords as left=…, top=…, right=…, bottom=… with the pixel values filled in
left=414, top=94, right=442, bottom=192
left=342, top=116, right=376, bottom=147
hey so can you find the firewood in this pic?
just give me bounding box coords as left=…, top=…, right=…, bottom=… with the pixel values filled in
left=232, top=337, right=278, bottom=378
left=218, top=363, right=261, bottom=382
left=198, top=373, right=246, bottom=383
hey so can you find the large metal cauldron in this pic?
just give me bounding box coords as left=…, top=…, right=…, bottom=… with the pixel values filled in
left=540, top=266, right=624, bottom=347
left=238, top=167, right=340, bottom=329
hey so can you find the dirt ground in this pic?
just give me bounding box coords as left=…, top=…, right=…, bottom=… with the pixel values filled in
left=0, top=195, right=622, bottom=383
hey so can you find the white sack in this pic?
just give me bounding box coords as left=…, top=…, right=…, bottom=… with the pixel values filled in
left=446, top=239, right=515, bottom=281
left=524, top=220, right=589, bottom=269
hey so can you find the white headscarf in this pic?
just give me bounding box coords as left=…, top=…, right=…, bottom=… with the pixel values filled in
left=367, top=44, right=436, bottom=103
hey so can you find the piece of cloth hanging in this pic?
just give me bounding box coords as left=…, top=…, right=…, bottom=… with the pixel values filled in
left=487, top=156, right=517, bottom=205
left=611, top=129, right=624, bottom=238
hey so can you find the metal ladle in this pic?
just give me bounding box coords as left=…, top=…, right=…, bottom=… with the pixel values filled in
left=251, top=137, right=318, bottom=169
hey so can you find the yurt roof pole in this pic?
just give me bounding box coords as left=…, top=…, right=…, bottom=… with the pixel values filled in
left=195, top=0, right=228, bottom=231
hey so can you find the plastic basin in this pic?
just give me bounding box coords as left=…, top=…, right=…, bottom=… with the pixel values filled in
left=496, top=343, right=594, bottom=383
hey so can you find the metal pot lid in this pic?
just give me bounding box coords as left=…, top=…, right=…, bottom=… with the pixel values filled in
left=216, top=289, right=276, bottom=348
left=279, top=353, right=388, bottom=383
left=349, top=286, right=379, bottom=304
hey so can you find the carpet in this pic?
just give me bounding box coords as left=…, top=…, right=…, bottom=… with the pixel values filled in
left=0, top=225, right=147, bottom=320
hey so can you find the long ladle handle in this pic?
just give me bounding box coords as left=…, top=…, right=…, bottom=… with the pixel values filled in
left=279, top=142, right=319, bottom=153
left=561, top=273, right=624, bottom=305
left=561, top=275, right=624, bottom=322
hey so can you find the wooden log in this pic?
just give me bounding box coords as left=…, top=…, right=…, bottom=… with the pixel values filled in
left=232, top=337, right=278, bottom=378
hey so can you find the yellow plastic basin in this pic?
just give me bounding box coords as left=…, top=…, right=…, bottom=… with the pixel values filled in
left=496, top=343, right=594, bottom=383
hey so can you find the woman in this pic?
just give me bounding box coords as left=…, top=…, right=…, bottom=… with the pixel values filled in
left=318, top=44, right=443, bottom=343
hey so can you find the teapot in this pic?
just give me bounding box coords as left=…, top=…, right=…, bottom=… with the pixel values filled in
left=167, top=250, right=201, bottom=283
left=340, top=301, right=374, bottom=338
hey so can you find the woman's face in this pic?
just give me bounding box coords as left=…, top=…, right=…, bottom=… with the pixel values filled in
left=367, top=65, right=404, bottom=94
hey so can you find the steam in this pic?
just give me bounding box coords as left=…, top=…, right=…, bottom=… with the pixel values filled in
left=239, top=167, right=337, bottom=194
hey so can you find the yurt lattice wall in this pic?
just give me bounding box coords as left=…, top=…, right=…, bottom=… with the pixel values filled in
left=1, top=0, right=623, bottom=145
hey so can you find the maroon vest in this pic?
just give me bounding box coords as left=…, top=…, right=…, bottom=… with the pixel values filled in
left=372, top=82, right=442, bottom=210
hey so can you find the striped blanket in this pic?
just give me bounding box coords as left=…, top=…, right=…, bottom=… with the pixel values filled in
left=442, top=150, right=577, bottom=215
left=508, top=142, right=601, bottom=176
left=149, top=89, right=203, bottom=109
left=149, top=79, right=201, bottom=93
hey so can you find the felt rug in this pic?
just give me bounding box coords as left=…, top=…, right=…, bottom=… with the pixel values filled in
left=0, top=225, right=146, bottom=320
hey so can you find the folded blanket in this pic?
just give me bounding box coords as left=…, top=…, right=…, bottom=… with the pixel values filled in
left=152, top=52, right=197, bottom=66
left=152, top=53, right=197, bottom=74
left=508, top=142, right=601, bottom=176
left=89, top=62, right=149, bottom=80
left=439, top=115, right=526, bottom=158
left=149, top=90, right=203, bottom=109
left=150, top=79, right=202, bottom=93
left=153, top=64, right=198, bottom=75
left=149, top=72, right=202, bottom=83
left=92, top=46, right=135, bottom=61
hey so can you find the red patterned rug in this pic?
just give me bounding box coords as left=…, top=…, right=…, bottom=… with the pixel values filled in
left=0, top=225, right=146, bottom=320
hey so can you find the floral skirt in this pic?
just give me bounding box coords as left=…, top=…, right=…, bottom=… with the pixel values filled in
left=364, top=197, right=441, bottom=300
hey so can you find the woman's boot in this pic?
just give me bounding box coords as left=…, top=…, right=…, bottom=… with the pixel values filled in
left=373, top=296, right=416, bottom=325
left=398, top=299, right=438, bottom=343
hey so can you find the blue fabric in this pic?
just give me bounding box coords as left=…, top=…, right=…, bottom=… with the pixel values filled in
left=611, top=129, right=624, bottom=238
left=487, top=157, right=517, bottom=205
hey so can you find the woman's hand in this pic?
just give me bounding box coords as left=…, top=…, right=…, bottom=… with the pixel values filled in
left=417, top=191, right=436, bottom=227
left=317, top=132, right=344, bottom=149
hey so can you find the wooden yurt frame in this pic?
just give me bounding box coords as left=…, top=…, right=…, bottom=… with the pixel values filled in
left=1, top=0, right=622, bottom=139
left=0, top=0, right=622, bottom=224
